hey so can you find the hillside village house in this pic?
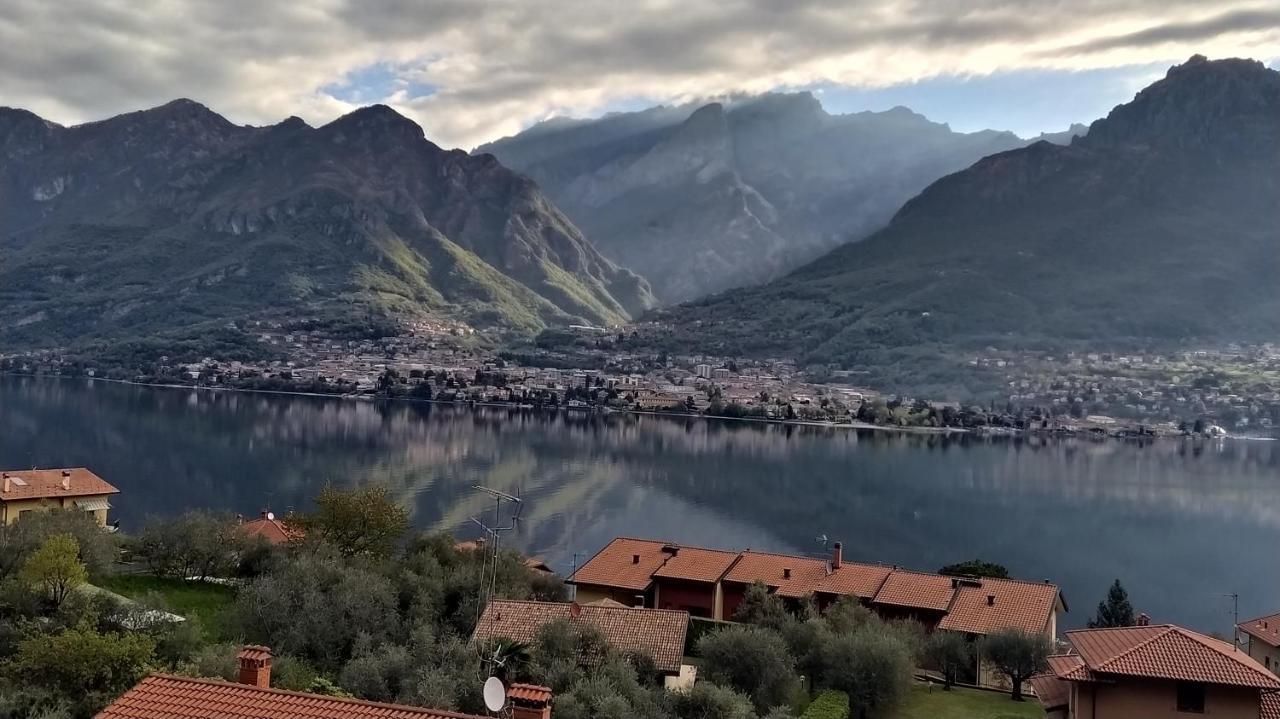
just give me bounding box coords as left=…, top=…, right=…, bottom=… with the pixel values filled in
left=568, top=537, right=1065, bottom=685
left=1029, top=621, right=1280, bottom=719
left=98, top=645, right=555, bottom=719
left=1240, top=612, right=1280, bottom=675
left=237, top=510, right=303, bottom=545
left=471, top=598, right=695, bottom=690
left=0, top=467, right=119, bottom=526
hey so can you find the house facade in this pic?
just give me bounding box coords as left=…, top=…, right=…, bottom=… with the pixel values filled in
left=1031, top=623, right=1280, bottom=719
left=1240, top=612, right=1280, bottom=675
left=569, top=536, right=1065, bottom=685
left=0, top=467, right=119, bottom=526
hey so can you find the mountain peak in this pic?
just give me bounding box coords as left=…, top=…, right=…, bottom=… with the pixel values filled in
left=323, top=104, right=427, bottom=144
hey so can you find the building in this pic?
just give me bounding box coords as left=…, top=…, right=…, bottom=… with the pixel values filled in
left=568, top=537, right=1064, bottom=686
left=1240, top=612, right=1280, bottom=674
left=695, top=364, right=711, bottom=379
left=97, top=645, right=553, bottom=719
left=1031, top=623, right=1280, bottom=719
left=237, top=510, right=303, bottom=545
left=0, top=467, right=119, bottom=526
left=471, top=599, right=692, bottom=689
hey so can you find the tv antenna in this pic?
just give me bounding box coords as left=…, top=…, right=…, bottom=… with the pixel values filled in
left=1223, top=592, right=1240, bottom=650
left=469, top=485, right=524, bottom=632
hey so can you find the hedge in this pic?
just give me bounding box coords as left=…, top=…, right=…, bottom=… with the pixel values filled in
left=801, top=690, right=850, bottom=719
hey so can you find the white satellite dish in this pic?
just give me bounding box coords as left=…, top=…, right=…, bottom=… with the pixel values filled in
left=266, top=511, right=275, bottom=521
left=483, top=676, right=506, bottom=713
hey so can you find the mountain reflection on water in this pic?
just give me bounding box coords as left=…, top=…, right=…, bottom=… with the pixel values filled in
left=2, top=376, right=1277, bottom=632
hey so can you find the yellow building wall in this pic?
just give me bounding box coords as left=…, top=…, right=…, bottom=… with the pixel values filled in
left=1, top=496, right=111, bottom=526
left=1071, top=679, right=1261, bottom=719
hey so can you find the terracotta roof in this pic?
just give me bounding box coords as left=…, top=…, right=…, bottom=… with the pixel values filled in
left=1240, top=612, right=1280, bottom=649
left=1047, top=653, right=1091, bottom=681
left=237, top=645, right=272, bottom=662
left=568, top=538, right=669, bottom=591
left=239, top=514, right=302, bottom=545
left=1263, top=692, right=1280, bottom=719
left=506, top=683, right=552, bottom=705
left=651, top=546, right=740, bottom=584
left=937, top=576, right=1061, bottom=636
left=96, top=674, right=483, bottom=719
left=1064, top=625, right=1280, bottom=690
left=1, top=467, right=119, bottom=501
left=472, top=599, right=688, bottom=673
left=572, top=537, right=1061, bottom=637
left=1028, top=674, right=1071, bottom=710
left=872, top=571, right=956, bottom=612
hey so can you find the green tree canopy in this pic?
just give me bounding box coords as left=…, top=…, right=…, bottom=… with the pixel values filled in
left=8, top=626, right=155, bottom=716
left=924, top=631, right=973, bottom=690
left=937, top=560, right=1010, bottom=579
left=984, top=628, right=1051, bottom=701
left=291, top=484, right=410, bottom=558
left=1088, top=579, right=1135, bottom=629
left=20, top=534, right=88, bottom=607
left=697, top=625, right=800, bottom=714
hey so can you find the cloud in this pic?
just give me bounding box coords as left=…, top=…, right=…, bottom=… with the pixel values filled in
left=0, top=0, right=1276, bottom=149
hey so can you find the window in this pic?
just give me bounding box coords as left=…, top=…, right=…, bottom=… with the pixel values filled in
left=1176, top=682, right=1206, bottom=713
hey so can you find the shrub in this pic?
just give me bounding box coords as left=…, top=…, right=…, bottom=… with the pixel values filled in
left=800, top=691, right=850, bottom=719
left=697, top=625, right=801, bottom=713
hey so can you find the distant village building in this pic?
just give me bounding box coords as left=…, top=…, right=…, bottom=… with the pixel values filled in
left=237, top=510, right=303, bottom=545
left=0, top=467, right=119, bottom=526
left=1030, top=622, right=1280, bottom=719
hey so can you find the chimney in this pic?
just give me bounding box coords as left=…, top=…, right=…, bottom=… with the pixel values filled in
left=1137, top=612, right=1150, bottom=626
left=2, top=474, right=8, bottom=493
left=783, top=568, right=792, bottom=579
left=508, top=683, right=553, bottom=719
left=634, top=594, right=645, bottom=608
left=61, top=470, right=72, bottom=490
left=831, top=542, right=842, bottom=570
left=237, top=645, right=272, bottom=688
left=632, top=554, right=641, bottom=564
left=986, top=595, right=995, bottom=607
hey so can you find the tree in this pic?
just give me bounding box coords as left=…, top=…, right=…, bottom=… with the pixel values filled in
left=8, top=626, right=155, bottom=716
left=984, top=628, right=1051, bottom=701
left=732, top=581, right=789, bottom=629
left=697, top=625, right=800, bottom=713
left=669, top=682, right=755, bottom=719
left=292, top=484, right=409, bottom=558
left=134, top=511, right=245, bottom=580
left=20, top=534, right=87, bottom=608
left=1088, top=579, right=1135, bottom=628
left=924, top=631, right=973, bottom=690
left=937, top=559, right=1010, bottom=580
left=822, top=628, right=913, bottom=719
left=0, top=509, right=119, bottom=581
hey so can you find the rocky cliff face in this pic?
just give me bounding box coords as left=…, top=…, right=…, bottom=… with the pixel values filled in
left=0, top=101, right=654, bottom=349
left=479, top=94, right=1082, bottom=303
left=653, top=57, right=1280, bottom=387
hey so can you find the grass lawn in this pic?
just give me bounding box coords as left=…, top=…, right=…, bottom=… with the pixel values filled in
left=897, top=682, right=1045, bottom=719
left=100, top=574, right=239, bottom=641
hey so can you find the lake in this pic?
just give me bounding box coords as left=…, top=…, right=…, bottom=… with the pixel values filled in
left=2, top=375, right=1277, bottom=633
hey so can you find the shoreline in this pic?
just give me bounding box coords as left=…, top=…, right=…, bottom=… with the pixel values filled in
left=7, top=372, right=1268, bottom=440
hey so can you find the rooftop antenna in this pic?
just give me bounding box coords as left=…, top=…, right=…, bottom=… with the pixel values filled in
left=468, top=485, right=524, bottom=634
left=1223, top=592, right=1240, bottom=650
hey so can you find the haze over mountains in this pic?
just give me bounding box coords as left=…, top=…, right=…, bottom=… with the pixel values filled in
left=655, top=56, right=1280, bottom=390
left=480, top=93, right=1086, bottom=302
left=0, top=100, right=653, bottom=350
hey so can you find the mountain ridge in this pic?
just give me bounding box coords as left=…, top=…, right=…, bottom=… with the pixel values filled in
left=0, top=101, right=654, bottom=352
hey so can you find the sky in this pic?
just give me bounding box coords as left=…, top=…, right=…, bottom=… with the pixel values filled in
left=1, top=1, right=1277, bottom=149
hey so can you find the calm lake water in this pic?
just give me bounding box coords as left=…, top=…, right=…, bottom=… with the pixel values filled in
left=2, top=376, right=1277, bottom=633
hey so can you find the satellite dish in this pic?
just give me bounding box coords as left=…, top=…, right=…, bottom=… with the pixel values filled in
left=266, top=511, right=275, bottom=521
left=483, top=676, right=506, bottom=712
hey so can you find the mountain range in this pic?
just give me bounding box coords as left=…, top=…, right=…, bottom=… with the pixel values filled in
left=0, top=100, right=653, bottom=351
left=652, top=56, right=1280, bottom=393
left=479, top=94, right=1086, bottom=302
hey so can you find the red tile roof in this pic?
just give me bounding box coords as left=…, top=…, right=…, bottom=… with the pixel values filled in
left=97, top=674, right=483, bottom=719
left=1, top=467, right=119, bottom=501
left=571, top=537, right=1062, bottom=637
left=937, top=576, right=1061, bottom=636
left=872, top=571, right=956, bottom=612
left=1241, top=612, right=1280, bottom=649
left=239, top=513, right=302, bottom=545
left=1028, top=674, right=1071, bottom=710
left=1047, top=653, right=1091, bottom=681
left=472, top=599, right=689, bottom=673
left=506, top=683, right=552, bottom=704
left=1063, top=625, right=1280, bottom=690
left=1263, top=691, right=1280, bottom=719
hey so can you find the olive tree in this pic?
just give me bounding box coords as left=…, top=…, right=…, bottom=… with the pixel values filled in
left=984, top=628, right=1051, bottom=701
left=697, top=625, right=801, bottom=714
left=924, top=631, right=973, bottom=690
